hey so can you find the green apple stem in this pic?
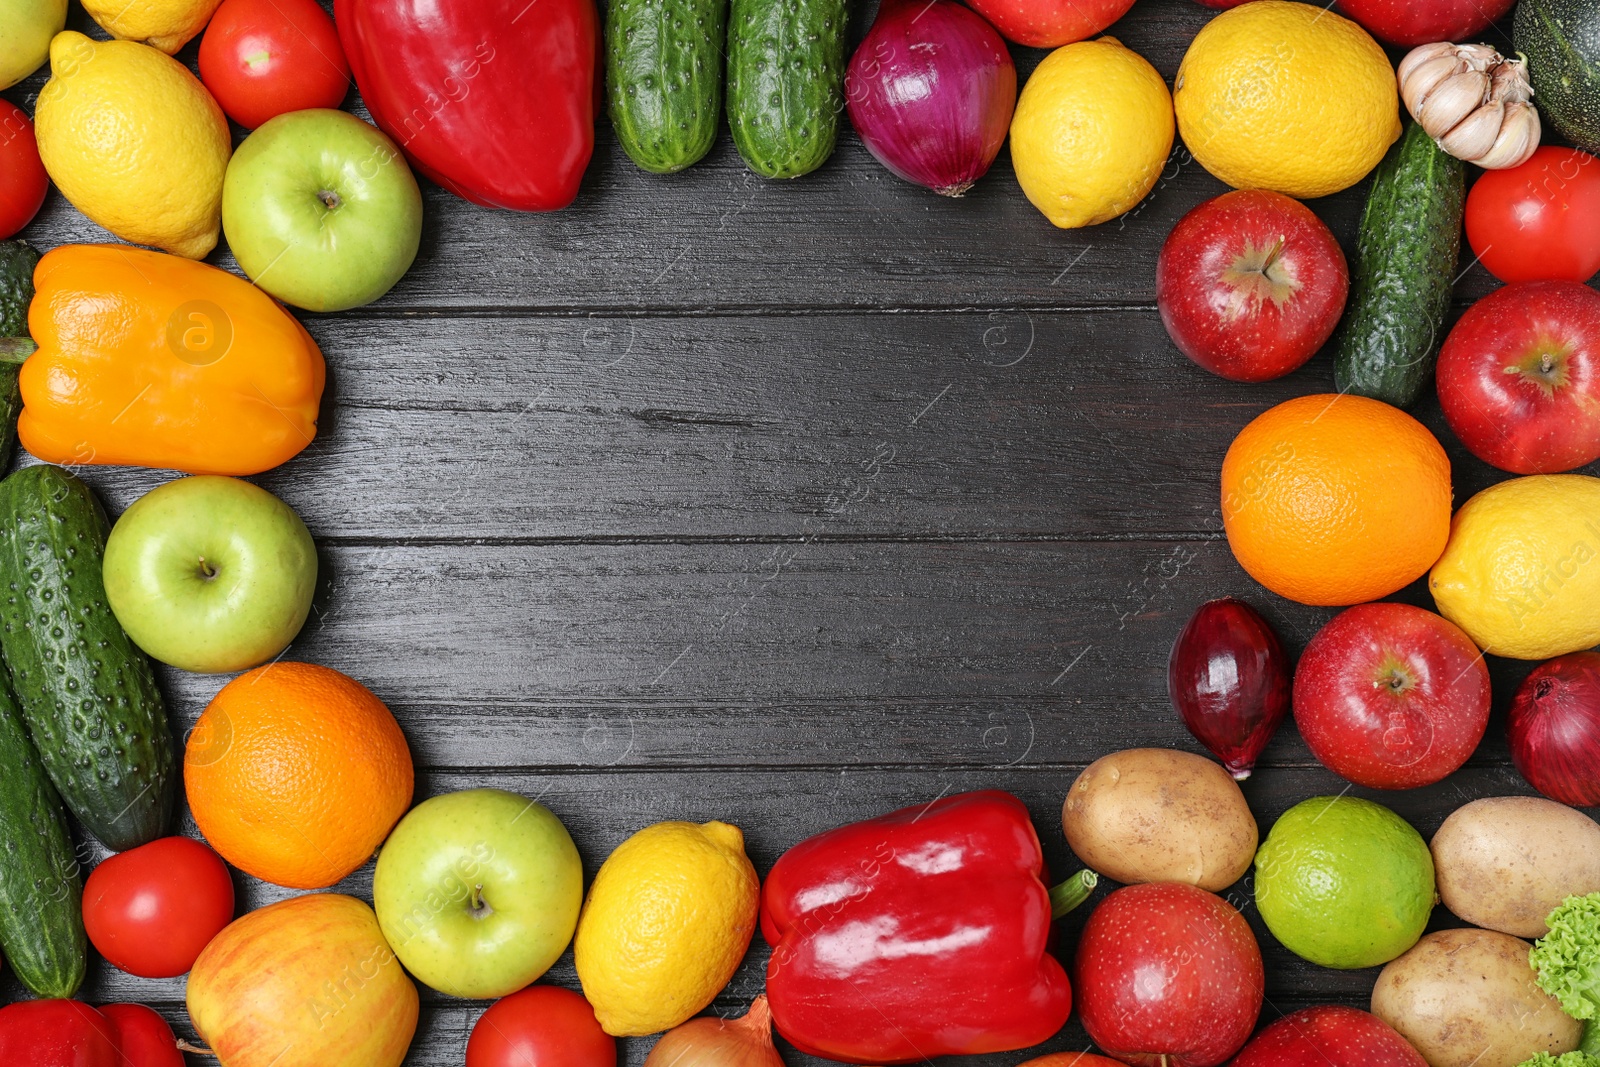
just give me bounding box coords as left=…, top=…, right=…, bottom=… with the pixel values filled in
left=1048, top=869, right=1098, bottom=920
left=197, top=557, right=217, bottom=580
left=469, top=883, right=494, bottom=920
left=0, top=338, right=35, bottom=365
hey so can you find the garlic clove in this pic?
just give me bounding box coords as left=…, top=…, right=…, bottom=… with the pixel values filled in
left=1403, top=54, right=1470, bottom=117
left=1398, top=41, right=1460, bottom=86
left=1440, top=99, right=1506, bottom=162
left=1419, top=70, right=1492, bottom=138
left=1489, top=57, right=1535, bottom=106
left=1475, top=102, right=1541, bottom=169
left=1456, top=43, right=1502, bottom=72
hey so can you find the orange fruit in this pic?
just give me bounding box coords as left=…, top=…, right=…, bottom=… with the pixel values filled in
left=185, top=662, right=413, bottom=890
left=1221, top=394, right=1451, bottom=607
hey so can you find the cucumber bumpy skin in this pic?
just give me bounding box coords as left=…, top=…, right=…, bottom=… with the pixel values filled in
left=0, top=240, right=38, bottom=471
left=727, top=0, right=848, bottom=179
left=608, top=0, right=728, bottom=174
left=1332, top=120, right=1465, bottom=409
left=0, top=671, right=86, bottom=998
left=0, top=465, right=176, bottom=852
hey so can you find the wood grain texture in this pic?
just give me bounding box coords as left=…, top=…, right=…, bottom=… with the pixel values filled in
left=0, top=1, right=1578, bottom=1065
left=44, top=309, right=1591, bottom=542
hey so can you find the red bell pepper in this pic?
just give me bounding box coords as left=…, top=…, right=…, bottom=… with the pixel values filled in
left=334, top=0, right=598, bottom=212
left=761, top=790, right=1092, bottom=1062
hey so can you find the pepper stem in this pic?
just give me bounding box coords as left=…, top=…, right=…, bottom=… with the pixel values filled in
left=1049, top=869, right=1098, bottom=919
left=0, top=338, right=35, bottom=365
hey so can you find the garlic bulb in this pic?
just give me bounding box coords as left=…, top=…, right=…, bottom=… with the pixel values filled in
left=1398, top=42, right=1540, bottom=169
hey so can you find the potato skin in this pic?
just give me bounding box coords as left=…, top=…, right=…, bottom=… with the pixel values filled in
left=1371, top=928, right=1580, bottom=1067
left=1061, top=747, right=1256, bottom=891
left=1431, top=796, right=1600, bottom=938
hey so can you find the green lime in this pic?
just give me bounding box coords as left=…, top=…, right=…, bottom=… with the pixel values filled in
left=1255, top=795, right=1436, bottom=969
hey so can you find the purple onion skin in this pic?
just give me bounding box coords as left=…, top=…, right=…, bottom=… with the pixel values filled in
left=1167, top=598, right=1291, bottom=780
left=1509, top=651, right=1600, bottom=808
left=845, top=0, right=1017, bottom=197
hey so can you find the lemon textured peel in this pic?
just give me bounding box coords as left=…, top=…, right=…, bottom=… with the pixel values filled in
left=574, top=820, right=760, bottom=1037
left=1429, top=475, right=1600, bottom=660
left=1010, top=36, right=1175, bottom=230
left=35, top=31, right=230, bottom=259
left=1174, top=0, right=1401, bottom=199
left=81, top=0, right=225, bottom=55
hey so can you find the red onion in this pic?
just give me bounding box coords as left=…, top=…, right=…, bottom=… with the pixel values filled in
left=1509, top=651, right=1600, bottom=807
left=1167, top=597, right=1291, bottom=780
left=845, top=0, right=1017, bottom=196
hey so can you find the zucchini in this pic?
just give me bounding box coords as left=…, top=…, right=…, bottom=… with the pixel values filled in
left=608, top=0, right=727, bottom=173
left=0, top=465, right=176, bottom=852
left=1332, top=120, right=1465, bottom=409
left=1516, top=0, right=1600, bottom=155
left=0, top=667, right=85, bottom=998
left=0, top=241, right=37, bottom=472
left=727, top=0, right=847, bottom=179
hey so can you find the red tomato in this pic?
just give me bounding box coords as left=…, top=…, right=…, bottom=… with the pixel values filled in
left=100, top=1005, right=184, bottom=1067
left=1466, top=147, right=1600, bottom=284
left=198, top=0, right=350, bottom=129
left=82, top=836, right=235, bottom=979
left=0, top=1000, right=119, bottom=1067
left=0, top=101, right=47, bottom=239
left=961, top=0, right=1137, bottom=48
left=466, top=986, right=616, bottom=1067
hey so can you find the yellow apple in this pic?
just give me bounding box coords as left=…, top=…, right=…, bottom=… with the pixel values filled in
left=187, top=894, right=418, bottom=1067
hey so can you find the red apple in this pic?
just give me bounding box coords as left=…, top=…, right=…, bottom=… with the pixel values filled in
left=1294, top=603, right=1491, bottom=790
left=1334, top=0, right=1515, bottom=46
left=1437, top=282, right=1600, bottom=475
left=1074, top=882, right=1263, bottom=1067
left=962, top=0, right=1136, bottom=48
left=1231, top=1005, right=1427, bottom=1067
left=1157, top=190, right=1349, bottom=383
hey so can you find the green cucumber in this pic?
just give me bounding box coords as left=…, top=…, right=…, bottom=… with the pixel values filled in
left=0, top=241, right=37, bottom=472
left=0, top=465, right=175, bottom=852
left=727, top=0, right=847, bottom=179
left=608, top=0, right=727, bottom=173
left=1332, top=120, right=1465, bottom=409
left=1516, top=0, right=1600, bottom=155
left=0, top=668, right=85, bottom=998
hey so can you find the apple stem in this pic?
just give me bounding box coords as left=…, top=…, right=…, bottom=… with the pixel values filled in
left=468, top=883, right=494, bottom=919
left=176, top=1040, right=214, bottom=1056
left=197, top=557, right=217, bottom=579
left=0, top=338, right=35, bottom=365
left=1260, top=236, right=1288, bottom=273
left=1048, top=869, right=1098, bottom=920
left=318, top=189, right=342, bottom=211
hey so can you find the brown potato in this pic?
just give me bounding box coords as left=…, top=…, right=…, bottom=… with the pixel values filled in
left=1061, top=747, right=1256, bottom=891
left=1431, top=796, right=1600, bottom=938
left=1371, top=928, right=1580, bottom=1067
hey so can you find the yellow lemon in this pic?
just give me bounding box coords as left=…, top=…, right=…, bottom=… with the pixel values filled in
left=574, top=820, right=758, bottom=1036
left=1010, top=37, right=1175, bottom=230
left=35, top=32, right=230, bottom=260
left=81, top=0, right=223, bottom=55
left=1429, top=475, right=1600, bottom=660
left=1174, top=0, right=1401, bottom=199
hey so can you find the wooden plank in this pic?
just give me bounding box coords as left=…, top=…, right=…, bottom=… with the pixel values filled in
left=49, top=310, right=1571, bottom=542
left=2, top=5, right=1507, bottom=315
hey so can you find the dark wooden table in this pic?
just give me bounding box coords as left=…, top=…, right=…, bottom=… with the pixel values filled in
left=5, top=1, right=1596, bottom=1063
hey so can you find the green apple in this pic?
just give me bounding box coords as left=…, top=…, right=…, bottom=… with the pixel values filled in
left=373, top=788, right=583, bottom=1000
left=222, top=108, right=421, bottom=313
left=0, top=0, right=66, bottom=89
left=103, top=476, right=317, bottom=674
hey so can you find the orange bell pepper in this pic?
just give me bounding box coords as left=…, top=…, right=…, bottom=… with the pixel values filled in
left=12, top=245, right=325, bottom=475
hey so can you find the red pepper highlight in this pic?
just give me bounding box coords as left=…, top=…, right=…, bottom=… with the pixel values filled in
left=760, top=790, right=1081, bottom=1062
left=335, top=0, right=598, bottom=212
